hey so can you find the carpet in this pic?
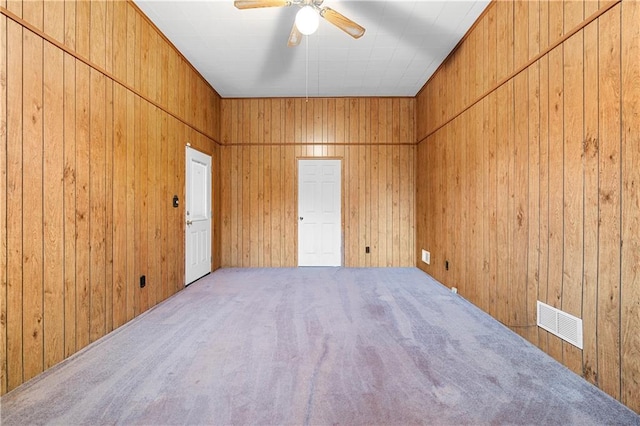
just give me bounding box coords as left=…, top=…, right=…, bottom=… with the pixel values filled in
left=1, top=267, right=638, bottom=425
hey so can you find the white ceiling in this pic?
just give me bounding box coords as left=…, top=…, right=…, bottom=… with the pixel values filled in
left=133, top=0, right=490, bottom=98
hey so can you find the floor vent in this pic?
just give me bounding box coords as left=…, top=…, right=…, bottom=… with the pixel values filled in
left=537, top=301, right=583, bottom=349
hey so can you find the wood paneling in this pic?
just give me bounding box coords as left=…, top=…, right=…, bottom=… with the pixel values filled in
left=43, top=41, right=65, bottom=370
left=1, top=0, right=221, bottom=394
left=3, top=0, right=638, bottom=416
left=6, top=18, right=23, bottom=390
left=582, top=0, right=599, bottom=387
left=621, top=0, right=640, bottom=413
left=597, top=4, right=621, bottom=401
left=415, top=0, right=639, bottom=414
left=0, top=7, right=7, bottom=395
left=220, top=98, right=415, bottom=268
left=22, top=28, right=44, bottom=383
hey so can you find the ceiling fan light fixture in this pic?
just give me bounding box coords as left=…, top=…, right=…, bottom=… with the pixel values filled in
left=295, top=6, right=319, bottom=35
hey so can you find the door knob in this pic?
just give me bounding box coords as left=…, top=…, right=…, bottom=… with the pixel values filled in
left=299, top=217, right=304, bottom=221
left=186, top=220, right=193, bottom=226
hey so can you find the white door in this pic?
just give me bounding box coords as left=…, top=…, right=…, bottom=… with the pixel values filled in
left=185, top=147, right=212, bottom=284
left=298, top=159, right=342, bottom=266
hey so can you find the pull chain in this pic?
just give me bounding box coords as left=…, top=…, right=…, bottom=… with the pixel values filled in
left=305, top=34, right=309, bottom=102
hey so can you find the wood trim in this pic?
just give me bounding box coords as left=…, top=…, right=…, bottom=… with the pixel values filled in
left=222, top=142, right=417, bottom=147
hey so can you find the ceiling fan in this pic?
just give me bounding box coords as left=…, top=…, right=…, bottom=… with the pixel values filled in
left=234, top=0, right=366, bottom=47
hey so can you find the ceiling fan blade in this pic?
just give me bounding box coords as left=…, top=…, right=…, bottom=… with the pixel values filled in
left=320, top=7, right=365, bottom=39
left=287, top=22, right=302, bottom=47
left=234, top=0, right=291, bottom=10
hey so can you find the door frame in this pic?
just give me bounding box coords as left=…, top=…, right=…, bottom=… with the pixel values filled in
left=296, top=157, right=344, bottom=266
left=185, top=145, right=212, bottom=285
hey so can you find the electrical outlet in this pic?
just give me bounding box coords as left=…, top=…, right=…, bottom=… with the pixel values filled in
left=421, top=249, right=430, bottom=264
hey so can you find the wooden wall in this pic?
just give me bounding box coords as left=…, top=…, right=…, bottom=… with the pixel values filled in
left=219, top=98, right=415, bottom=267
left=0, top=0, right=222, bottom=395
left=415, top=0, right=640, bottom=412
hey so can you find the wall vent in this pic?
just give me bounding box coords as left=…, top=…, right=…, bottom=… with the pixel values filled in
left=537, top=301, right=583, bottom=349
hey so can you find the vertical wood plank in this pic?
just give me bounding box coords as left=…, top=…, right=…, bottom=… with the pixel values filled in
left=537, top=38, right=551, bottom=354
left=451, top=117, right=463, bottom=294
left=43, top=41, right=65, bottom=369
left=547, top=45, right=565, bottom=363
left=271, top=102, right=282, bottom=267
left=76, top=0, right=90, bottom=60
left=242, top=145, right=251, bottom=266
left=159, top=111, right=169, bottom=300
left=510, top=0, right=530, bottom=339
left=220, top=149, right=230, bottom=266
left=5, top=0, right=22, bottom=18
left=230, top=145, right=239, bottom=266
left=284, top=138, right=295, bottom=266
left=0, top=10, right=7, bottom=395
left=391, top=102, right=400, bottom=267
left=135, top=96, right=148, bottom=313
left=64, top=0, right=76, bottom=52
left=235, top=108, right=244, bottom=265
left=176, top=124, right=185, bottom=288
left=597, top=4, right=622, bottom=401
left=562, top=28, right=585, bottom=375
left=213, top=143, right=222, bottom=270
left=620, top=0, right=640, bottom=412
left=104, top=79, right=113, bottom=332
left=479, top=97, right=490, bottom=312
left=112, top=83, right=127, bottom=329
left=564, top=0, right=584, bottom=33
left=527, top=60, right=541, bottom=347
left=495, top=83, right=510, bottom=326
left=465, top=104, right=485, bottom=307
left=23, top=0, right=43, bottom=32
left=263, top=116, right=272, bottom=267
left=487, top=91, right=498, bottom=319
left=147, top=32, right=158, bottom=105
left=146, top=104, right=158, bottom=307
left=63, top=52, right=77, bottom=358
left=22, top=28, right=44, bottom=382
left=549, top=0, right=564, bottom=44
left=582, top=15, right=599, bottom=387
left=334, top=98, right=344, bottom=144
left=249, top=100, right=259, bottom=265
left=89, top=69, right=106, bottom=343
left=125, top=90, right=135, bottom=322
left=528, top=0, right=541, bottom=60
left=370, top=144, right=380, bottom=266
left=6, top=19, right=23, bottom=391
left=75, top=61, right=91, bottom=351
left=112, top=0, right=127, bottom=84
left=360, top=144, right=367, bottom=267
left=125, top=2, right=135, bottom=90
left=511, top=73, right=529, bottom=339
left=43, top=0, right=64, bottom=45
